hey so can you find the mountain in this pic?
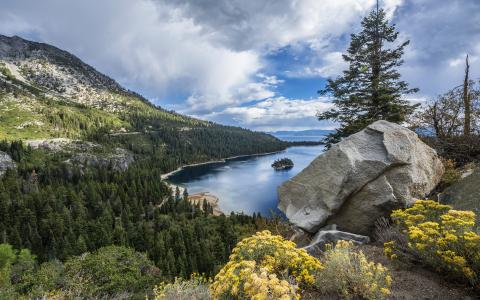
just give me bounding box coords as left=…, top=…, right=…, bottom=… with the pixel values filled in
left=0, top=35, right=286, bottom=171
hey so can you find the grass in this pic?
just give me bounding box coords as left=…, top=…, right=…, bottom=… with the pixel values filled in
left=0, top=97, right=49, bottom=140
left=0, top=91, right=130, bottom=141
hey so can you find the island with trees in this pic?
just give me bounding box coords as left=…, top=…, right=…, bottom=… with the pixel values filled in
left=271, top=158, right=294, bottom=170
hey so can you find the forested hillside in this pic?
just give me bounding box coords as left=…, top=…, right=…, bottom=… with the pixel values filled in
left=0, top=140, right=278, bottom=299
left=0, top=35, right=288, bottom=299
left=0, top=35, right=287, bottom=172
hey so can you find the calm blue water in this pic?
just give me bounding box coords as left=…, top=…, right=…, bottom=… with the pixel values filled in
left=167, top=145, right=325, bottom=216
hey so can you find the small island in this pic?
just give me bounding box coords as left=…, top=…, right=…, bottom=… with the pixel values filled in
left=271, top=158, right=294, bottom=170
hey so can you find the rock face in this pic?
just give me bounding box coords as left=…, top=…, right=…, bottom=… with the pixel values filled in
left=68, top=148, right=135, bottom=172
left=278, top=120, right=444, bottom=235
left=439, top=165, right=480, bottom=215
left=0, top=151, right=16, bottom=176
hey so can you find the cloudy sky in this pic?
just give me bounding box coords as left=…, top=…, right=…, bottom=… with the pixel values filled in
left=1, top=0, right=479, bottom=131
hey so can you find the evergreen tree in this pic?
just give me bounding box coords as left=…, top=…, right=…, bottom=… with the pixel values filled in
left=318, top=6, right=418, bottom=145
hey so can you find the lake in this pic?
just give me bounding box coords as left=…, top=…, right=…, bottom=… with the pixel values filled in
left=166, top=144, right=325, bottom=216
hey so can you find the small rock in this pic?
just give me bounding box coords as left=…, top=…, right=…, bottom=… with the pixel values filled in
left=304, top=225, right=370, bottom=253
left=0, top=151, right=16, bottom=176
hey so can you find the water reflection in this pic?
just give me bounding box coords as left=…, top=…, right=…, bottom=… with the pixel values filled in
left=167, top=145, right=325, bottom=216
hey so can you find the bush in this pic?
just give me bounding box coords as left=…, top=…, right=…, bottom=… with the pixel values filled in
left=63, top=245, right=160, bottom=299
left=27, top=260, right=65, bottom=299
left=153, top=274, right=211, bottom=300
left=210, top=230, right=323, bottom=299
left=315, top=240, right=392, bottom=300
left=385, top=200, right=480, bottom=289
left=439, top=159, right=462, bottom=188
left=422, top=135, right=480, bottom=166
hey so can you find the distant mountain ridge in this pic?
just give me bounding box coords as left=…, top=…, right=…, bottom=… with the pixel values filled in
left=268, top=129, right=333, bottom=142
left=269, top=129, right=333, bottom=137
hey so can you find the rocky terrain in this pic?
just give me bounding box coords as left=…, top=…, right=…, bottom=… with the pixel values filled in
left=0, top=35, right=126, bottom=111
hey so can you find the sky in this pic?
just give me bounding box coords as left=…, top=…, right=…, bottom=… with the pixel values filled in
left=0, top=0, right=479, bottom=132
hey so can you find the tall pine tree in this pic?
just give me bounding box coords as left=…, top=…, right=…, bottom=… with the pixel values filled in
left=318, top=6, right=418, bottom=145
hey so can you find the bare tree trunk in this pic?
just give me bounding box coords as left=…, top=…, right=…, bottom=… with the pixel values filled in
left=463, top=54, right=471, bottom=136
left=432, top=101, right=441, bottom=137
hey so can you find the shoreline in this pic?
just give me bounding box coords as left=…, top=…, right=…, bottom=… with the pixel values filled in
left=163, top=182, right=224, bottom=216
left=160, top=149, right=286, bottom=180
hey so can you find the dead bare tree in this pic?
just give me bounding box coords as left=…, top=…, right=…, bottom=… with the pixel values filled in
left=464, top=55, right=471, bottom=135
left=411, top=88, right=464, bottom=138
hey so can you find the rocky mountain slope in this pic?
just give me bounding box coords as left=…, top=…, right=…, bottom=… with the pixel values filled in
left=0, top=35, right=286, bottom=168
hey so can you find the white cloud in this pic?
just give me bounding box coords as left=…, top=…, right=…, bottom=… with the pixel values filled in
left=1, top=0, right=478, bottom=131
left=0, top=0, right=266, bottom=112
left=0, top=0, right=397, bottom=114
left=207, top=97, right=335, bottom=131
left=286, top=51, right=347, bottom=78
left=161, top=0, right=381, bottom=51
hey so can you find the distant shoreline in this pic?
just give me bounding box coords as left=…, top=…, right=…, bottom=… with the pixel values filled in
left=160, top=149, right=286, bottom=180
left=160, top=142, right=324, bottom=180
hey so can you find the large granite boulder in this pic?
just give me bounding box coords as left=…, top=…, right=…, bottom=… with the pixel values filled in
left=0, top=151, right=16, bottom=176
left=278, top=120, right=444, bottom=235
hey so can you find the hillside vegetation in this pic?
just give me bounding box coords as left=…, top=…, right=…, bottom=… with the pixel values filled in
left=0, top=35, right=292, bottom=299
left=0, top=35, right=287, bottom=172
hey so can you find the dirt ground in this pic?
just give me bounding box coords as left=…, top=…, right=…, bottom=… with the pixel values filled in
left=302, top=244, right=478, bottom=300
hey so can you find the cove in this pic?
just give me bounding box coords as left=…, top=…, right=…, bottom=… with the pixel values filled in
left=166, top=145, right=325, bottom=216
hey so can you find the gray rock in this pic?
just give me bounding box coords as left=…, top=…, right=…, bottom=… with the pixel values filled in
left=288, top=226, right=312, bottom=248
left=0, top=151, right=16, bottom=176
left=439, top=164, right=480, bottom=215
left=304, top=225, right=370, bottom=253
left=68, top=148, right=134, bottom=171
left=278, top=120, right=444, bottom=235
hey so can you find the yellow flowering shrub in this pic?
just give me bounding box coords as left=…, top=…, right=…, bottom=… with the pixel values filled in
left=209, top=230, right=323, bottom=299
left=315, top=240, right=392, bottom=300
left=386, top=200, right=480, bottom=288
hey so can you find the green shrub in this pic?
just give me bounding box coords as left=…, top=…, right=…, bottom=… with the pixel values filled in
left=439, top=159, right=462, bottom=188
left=63, top=245, right=160, bottom=299
left=153, top=276, right=211, bottom=300
left=27, top=260, right=64, bottom=299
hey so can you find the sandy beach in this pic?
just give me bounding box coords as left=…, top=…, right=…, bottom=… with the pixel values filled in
left=165, top=181, right=223, bottom=216
left=187, top=192, right=223, bottom=216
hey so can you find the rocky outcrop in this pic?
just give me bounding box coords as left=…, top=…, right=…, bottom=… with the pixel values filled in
left=68, top=148, right=134, bottom=171
left=439, top=164, right=480, bottom=214
left=26, top=139, right=135, bottom=171
left=0, top=151, right=16, bottom=176
left=278, top=120, right=444, bottom=235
